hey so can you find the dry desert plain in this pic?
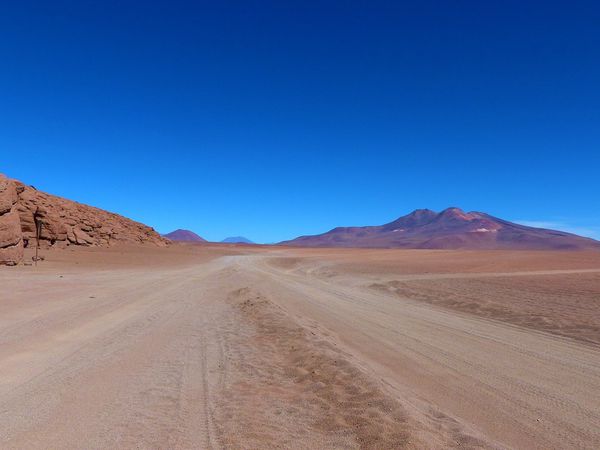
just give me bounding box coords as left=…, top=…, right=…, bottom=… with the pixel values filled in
left=1, top=244, right=600, bottom=449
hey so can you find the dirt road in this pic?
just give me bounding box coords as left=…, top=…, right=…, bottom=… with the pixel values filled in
left=1, top=249, right=599, bottom=449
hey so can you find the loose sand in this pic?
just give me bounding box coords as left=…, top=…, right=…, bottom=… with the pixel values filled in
left=1, top=245, right=599, bottom=449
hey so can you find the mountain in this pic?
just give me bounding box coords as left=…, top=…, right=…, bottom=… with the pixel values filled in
left=1, top=173, right=167, bottom=266
left=279, top=207, right=600, bottom=250
left=221, top=236, right=254, bottom=244
left=163, top=229, right=207, bottom=242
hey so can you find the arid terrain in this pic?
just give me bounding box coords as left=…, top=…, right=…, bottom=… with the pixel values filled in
left=1, top=244, right=600, bottom=449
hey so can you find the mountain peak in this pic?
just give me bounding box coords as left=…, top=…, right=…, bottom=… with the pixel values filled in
left=439, top=207, right=465, bottom=215
left=163, top=229, right=206, bottom=242
left=221, top=236, right=254, bottom=244
left=382, top=208, right=437, bottom=231
left=411, top=208, right=437, bottom=216
left=436, top=207, right=481, bottom=222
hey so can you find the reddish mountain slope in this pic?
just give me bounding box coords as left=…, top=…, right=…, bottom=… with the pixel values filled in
left=163, top=229, right=207, bottom=242
left=0, top=173, right=168, bottom=265
left=280, top=208, right=600, bottom=250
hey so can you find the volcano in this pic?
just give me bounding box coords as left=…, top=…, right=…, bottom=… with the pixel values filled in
left=279, top=208, right=600, bottom=250
left=163, top=229, right=206, bottom=242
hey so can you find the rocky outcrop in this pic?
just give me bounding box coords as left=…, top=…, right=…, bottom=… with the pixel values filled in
left=0, top=174, right=168, bottom=265
left=0, top=175, right=24, bottom=265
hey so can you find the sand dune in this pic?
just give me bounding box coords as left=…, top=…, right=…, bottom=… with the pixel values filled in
left=1, top=245, right=599, bottom=448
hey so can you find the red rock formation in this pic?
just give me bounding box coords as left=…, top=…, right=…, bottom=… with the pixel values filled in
left=0, top=175, right=24, bottom=265
left=0, top=174, right=168, bottom=265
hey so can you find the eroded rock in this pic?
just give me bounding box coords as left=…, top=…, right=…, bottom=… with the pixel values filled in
left=0, top=173, right=168, bottom=265
left=0, top=175, right=24, bottom=265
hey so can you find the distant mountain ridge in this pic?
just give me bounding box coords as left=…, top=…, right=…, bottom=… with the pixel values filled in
left=163, top=229, right=206, bottom=242
left=221, top=236, right=254, bottom=244
left=279, top=208, right=600, bottom=250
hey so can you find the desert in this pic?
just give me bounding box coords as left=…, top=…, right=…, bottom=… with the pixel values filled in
left=1, top=241, right=600, bottom=449
left=3, top=2, right=600, bottom=448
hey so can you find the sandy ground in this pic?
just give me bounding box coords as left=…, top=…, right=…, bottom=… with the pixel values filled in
left=1, top=245, right=599, bottom=449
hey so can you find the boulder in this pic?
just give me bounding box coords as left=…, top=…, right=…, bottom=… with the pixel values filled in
left=0, top=210, right=22, bottom=248
left=0, top=175, right=24, bottom=265
left=0, top=176, right=18, bottom=214
left=73, top=227, right=94, bottom=245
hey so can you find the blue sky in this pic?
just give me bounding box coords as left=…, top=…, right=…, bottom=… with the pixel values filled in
left=1, top=1, right=599, bottom=243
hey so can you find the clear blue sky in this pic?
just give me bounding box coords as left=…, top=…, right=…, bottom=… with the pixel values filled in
left=2, top=1, right=599, bottom=243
